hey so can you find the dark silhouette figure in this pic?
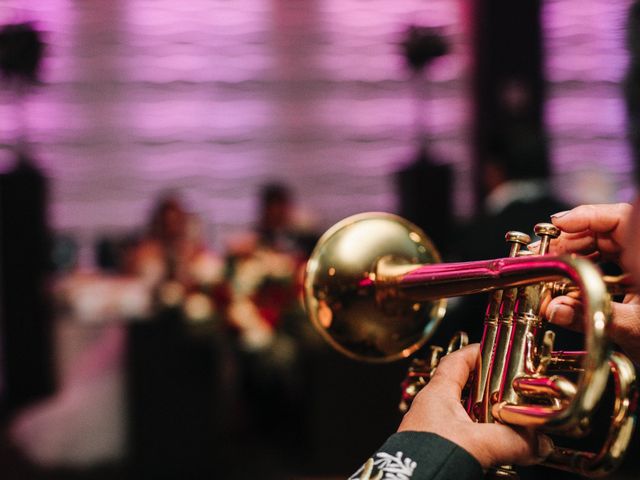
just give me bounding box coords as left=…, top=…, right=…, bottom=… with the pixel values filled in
left=0, top=155, right=55, bottom=419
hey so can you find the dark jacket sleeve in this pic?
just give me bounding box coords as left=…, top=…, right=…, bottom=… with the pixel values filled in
left=349, top=431, right=483, bottom=480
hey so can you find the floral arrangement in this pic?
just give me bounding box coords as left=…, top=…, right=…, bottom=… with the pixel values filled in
left=226, top=239, right=303, bottom=351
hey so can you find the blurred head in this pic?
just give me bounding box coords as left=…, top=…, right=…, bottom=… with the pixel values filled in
left=483, top=133, right=549, bottom=194
left=259, top=183, right=292, bottom=230
left=149, top=194, right=188, bottom=242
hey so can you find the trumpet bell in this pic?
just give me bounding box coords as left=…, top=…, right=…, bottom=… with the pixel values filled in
left=303, top=212, right=446, bottom=362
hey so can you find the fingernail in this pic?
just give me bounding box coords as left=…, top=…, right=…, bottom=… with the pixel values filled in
left=551, top=210, right=570, bottom=219
left=537, top=434, right=554, bottom=459
left=548, top=306, right=557, bottom=323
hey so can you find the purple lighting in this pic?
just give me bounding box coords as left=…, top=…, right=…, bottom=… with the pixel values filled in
left=0, top=0, right=634, bottom=254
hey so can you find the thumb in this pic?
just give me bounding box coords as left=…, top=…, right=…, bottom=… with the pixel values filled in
left=473, top=424, right=553, bottom=468
left=548, top=298, right=640, bottom=362
left=547, top=296, right=583, bottom=331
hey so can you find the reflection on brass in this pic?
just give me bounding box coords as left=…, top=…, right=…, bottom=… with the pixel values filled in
left=304, top=212, right=637, bottom=479
left=473, top=231, right=530, bottom=423
left=304, top=213, right=446, bottom=362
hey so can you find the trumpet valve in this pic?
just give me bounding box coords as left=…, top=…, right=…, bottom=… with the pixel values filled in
left=505, top=231, right=531, bottom=257
left=534, top=223, right=561, bottom=254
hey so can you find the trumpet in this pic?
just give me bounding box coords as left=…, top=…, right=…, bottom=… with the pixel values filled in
left=303, top=212, right=637, bottom=479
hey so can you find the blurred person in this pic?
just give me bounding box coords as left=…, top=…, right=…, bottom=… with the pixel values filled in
left=459, top=134, right=569, bottom=261
left=436, top=136, right=574, bottom=348
left=255, top=182, right=318, bottom=255
left=124, top=193, right=232, bottom=478
left=223, top=183, right=319, bottom=473
left=258, top=182, right=293, bottom=248
left=0, top=151, right=55, bottom=418
left=129, top=194, right=223, bottom=288
left=226, top=182, right=318, bottom=350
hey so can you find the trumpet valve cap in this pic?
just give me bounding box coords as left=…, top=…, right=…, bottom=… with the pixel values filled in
left=534, top=223, right=561, bottom=239
left=505, top=231, right=531, bottom=246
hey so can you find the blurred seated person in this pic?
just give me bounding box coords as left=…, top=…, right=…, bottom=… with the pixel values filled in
left=125, top=195, right=227, bottom=478
left=225, top=183, right=318, bottom=440
left=226, top=182, right=318, bottom=348
left=242, top=182, right=319, bottom=256
left=129, top=193, right=224, bottom=291
left=438, top=137, right=572, bottom=345
left=54, top=194, right=224, bottom=323
left=458, top=135, right=569, bottom=261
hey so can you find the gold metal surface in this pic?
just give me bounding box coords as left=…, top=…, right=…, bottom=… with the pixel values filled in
left=471, top=231, right=530, bottom=422
left=542, top=352, right=638, bottom=476
left=303, top=212, right=638, bottom=478
left=551, top=273, right=636, bottom=298
left=303, top=213, right=446, bottom=362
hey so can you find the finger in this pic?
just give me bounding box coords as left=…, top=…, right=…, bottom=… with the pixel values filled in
left=609, top=302, right=640, bottom=348
left=547, top=296, right=584, bottom=331
left=548, top=204, right=630, bottom=260
left=476, top=424, right=553, bottom=467
left=551, top=203, right=631, bottom=235
left=548, top=298, right=640, bottom=359
left=548, top=233, right=598, bottom=257
left=622, top=293, right=640, bottom=306
left=548, top=232, right=622, bottom=261
left=427, top=343, right=479, bottom=399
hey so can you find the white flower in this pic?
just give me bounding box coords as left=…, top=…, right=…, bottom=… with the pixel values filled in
left=227, top=297, right=274, bottom=351
left=189, top=252, right=224, bottom=285
left=256, top=249, right=296, bottom=279
left=183, top=292, right=215, bottom=323
left=232, top=257, right=268, bottom=296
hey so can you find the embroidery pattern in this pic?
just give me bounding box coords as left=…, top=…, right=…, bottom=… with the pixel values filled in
left=350, top=451, right=417, bottom=480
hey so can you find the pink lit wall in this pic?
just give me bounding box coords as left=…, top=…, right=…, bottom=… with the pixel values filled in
left=544, top=0, right=634, bottom=203
left=0, top=0, right=633, bottom=254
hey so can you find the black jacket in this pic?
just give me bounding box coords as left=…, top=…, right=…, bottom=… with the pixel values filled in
left=351, top=431, right=482, bottom=480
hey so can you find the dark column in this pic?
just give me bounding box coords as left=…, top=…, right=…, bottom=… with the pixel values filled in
left=472, top=0, right=548, bottom=210
left=0, top=158, right=55, bottom=418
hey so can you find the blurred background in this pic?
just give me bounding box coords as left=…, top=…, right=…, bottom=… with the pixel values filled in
left=0, top=0, right=638, bottom=479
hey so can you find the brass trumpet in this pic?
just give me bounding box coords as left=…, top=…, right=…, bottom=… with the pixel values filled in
left=303, top=212, right=637, bottom=478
